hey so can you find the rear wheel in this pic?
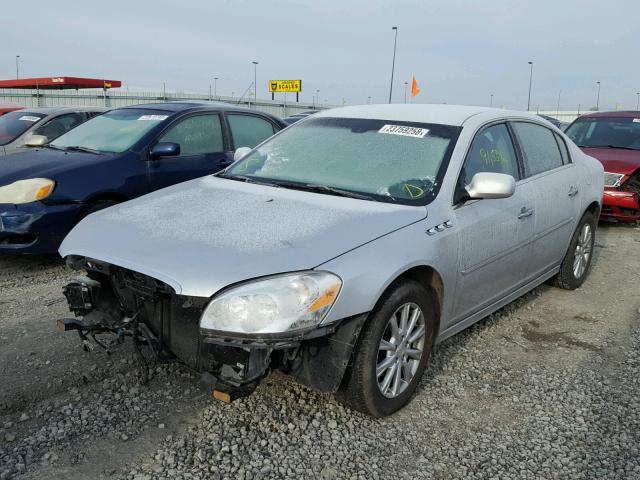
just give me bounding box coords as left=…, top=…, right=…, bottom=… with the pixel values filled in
left=552, top=211, right=596, bottom=290
left=337, top=280, right=436, bottom=417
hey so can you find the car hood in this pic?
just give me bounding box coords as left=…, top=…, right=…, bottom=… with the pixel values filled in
left=0, top=148, right=114, bottom=185
left=59, top=176, right=427, bottom=298
left=580, top=147, right=640, bottom=175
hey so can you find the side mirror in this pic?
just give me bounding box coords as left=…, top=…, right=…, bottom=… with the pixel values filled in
left=465, top=172, right=516, bottom=200
left=24, top=135, right=48, bottom=147
left=234, top=147, right=252, bottom=162
left=150, top=142, right=180, bottom=159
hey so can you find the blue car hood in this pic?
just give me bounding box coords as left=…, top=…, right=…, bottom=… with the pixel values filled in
left=59, top=176, right=427, bottom=298
left=0, top=148, right=114, bottom=185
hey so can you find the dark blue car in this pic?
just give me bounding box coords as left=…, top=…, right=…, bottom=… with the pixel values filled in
left=0, top=101, right=285, bottom=254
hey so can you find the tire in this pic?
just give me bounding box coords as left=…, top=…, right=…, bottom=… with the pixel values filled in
left=336, top=280, right=436, bottom=417
left=77, top=199, right=119, bottom=222
left=552, top=211, right=596, bottom=290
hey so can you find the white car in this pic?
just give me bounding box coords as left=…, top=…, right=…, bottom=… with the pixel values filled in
left=59, top=105, right=604, bottom=416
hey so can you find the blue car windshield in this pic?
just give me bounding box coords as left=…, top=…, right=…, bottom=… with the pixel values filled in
left=51, top=108, right=172, bottom=153
left=225, top=117, right=461, bottom=205
left=0, top=111, right=46, bottom=146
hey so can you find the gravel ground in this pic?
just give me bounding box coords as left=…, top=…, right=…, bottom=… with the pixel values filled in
left=0, top=223, right=639, bottom=479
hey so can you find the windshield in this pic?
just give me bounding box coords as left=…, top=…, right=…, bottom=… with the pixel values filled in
left=224, top=117, right=461, bottom=205
left=565, top=116, right=640, bottom=150
left=51, top=108, right=172, bottom=153
left=0, top=111, right=46, bottom=146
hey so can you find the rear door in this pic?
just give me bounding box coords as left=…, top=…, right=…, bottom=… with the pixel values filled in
left=226, top=113, right=279, bottom=151
left=509, top=122, right=580, bottom=277
left=147, top=113, right=232, bottom=191
left=451, top=122, right=536, bottom=321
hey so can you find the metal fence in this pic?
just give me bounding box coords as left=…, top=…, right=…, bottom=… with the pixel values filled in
left=0, top=88, right=330, bottom=118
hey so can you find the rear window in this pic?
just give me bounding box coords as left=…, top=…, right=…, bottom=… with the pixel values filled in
left=0, top=111, right=46, bottom=146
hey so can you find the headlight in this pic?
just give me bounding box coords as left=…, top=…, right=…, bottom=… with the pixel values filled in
left=200, top=271, right=342, bottom=335
left=0, top=178, right=55, bottom=204
left=603, top=172, right=625, bottom=187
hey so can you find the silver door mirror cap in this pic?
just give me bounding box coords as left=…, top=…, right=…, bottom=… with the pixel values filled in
left=24, top=134, right=48, bottom=147
left=234, top=147, right=252, bottom=162
left=465, top=172, right=516, bottom=200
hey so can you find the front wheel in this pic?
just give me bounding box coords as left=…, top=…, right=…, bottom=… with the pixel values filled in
left=552, top=211, right=596, bottom=290
left=337, top=280, right=436, bottom=417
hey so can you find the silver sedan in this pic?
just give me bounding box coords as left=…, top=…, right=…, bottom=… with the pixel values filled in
left=59, top=105, right=604, bottom=417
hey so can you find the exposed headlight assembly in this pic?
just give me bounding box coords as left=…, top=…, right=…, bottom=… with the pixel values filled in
left=0, top=178, right=55, bottom=204
left=200, top=271, right=342, bottom=335
left=603, top=172, right=625, bottom=188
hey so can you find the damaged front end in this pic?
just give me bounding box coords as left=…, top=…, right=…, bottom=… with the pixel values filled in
left=60, top=256, right=367, bottom=403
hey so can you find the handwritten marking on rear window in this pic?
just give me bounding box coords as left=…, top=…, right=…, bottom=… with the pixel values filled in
left=138, top=115, right=169, bottom=121
left=19, top=116, right=40, bottom=122
left=378, top=124, right=429, bottom=138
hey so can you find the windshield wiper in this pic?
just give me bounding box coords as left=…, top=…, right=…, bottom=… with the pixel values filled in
left=269, top=180, right=376, bottom=201
left=580, top=144, right=639, bottom=151
left=40, top=144, right=64, bottom=151
left=63, top=145, right=103, bottom=155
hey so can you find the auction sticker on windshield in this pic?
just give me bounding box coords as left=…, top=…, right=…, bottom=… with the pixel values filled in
left=378, top=124, right=429, bottom=138
left=19, top=116, right=41, bottom=122
left=138, top=115, right=169, bottom=121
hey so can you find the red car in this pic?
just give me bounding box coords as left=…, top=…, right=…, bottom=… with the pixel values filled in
left=565, top=111, right=640, bottom=222
left=0, top=103, right=24, bottom=116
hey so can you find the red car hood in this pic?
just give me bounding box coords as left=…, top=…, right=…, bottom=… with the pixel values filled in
left=580, top=147, right=640, bottom=175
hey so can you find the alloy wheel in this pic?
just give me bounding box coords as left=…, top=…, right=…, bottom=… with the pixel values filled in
left=573, top=223, right=592, bottom=279
left=376, top=302, right=426, bottom=398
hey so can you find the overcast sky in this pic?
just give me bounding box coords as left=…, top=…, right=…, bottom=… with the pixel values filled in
left=2, top=0, right=639, bottom=111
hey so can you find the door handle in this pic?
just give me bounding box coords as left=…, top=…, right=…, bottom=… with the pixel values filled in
left=518, top=207, right=534, bottom=219
left=568, top=186, right=579, bottom=197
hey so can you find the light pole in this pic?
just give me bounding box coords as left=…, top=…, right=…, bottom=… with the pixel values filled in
left=404, top=82, right=408, bottom=104
left=556, top=90, right=562, bottom=117
left=636, top=92, right=640, bottom=111
left=595, top=81, right=601, bottom=111
left=490, top=93, right=494, bottom=107
left=252, top=62, right=258, bottom=107
left=527, top=61, right=533, bottom=111
left=209, top=83, right=212, bottom=101
left=388, top=27, right=398, bottom=104
left=367, top=96, right=371, bottom=104
left=15, top=55, right=20, bottom=79
left=214, top=77, right=219, bottom=99
left=316, top=89, right=320, bottom=107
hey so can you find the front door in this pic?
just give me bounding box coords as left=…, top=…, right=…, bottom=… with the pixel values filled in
left=451, top=122, right=536, bottom=323
left=148, top=113, right=232, bottom=191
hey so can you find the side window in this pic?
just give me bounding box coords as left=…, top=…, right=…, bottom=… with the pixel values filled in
left=512, top=122, right=564, bottom=176
left=159, top=114, right=223, bottom=156
left=554, top=132, right=571, bottom=164
left=228, top=114, right=276, bottom=149
left=32, top=113, right=86, bottom=140
left=460, top=123, right=520, bottom=188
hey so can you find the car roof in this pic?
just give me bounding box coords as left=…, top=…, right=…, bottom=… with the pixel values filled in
left=119, top=101, right=261, bottom=114
left=314, top=104, right=542, bottom=126
left=17, top=106, right=109, bottom=114
left=577, top=110, right=640, bottom=119
left=116, top=101, right=284, bottom=124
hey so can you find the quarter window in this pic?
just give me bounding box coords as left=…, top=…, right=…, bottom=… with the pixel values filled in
left=460, top=123, right=520, bottom=188
left=228, top=114, right=276, bottom=149
left=512, top=122, right=564, bottom=176
left=159, top=114, right=223, bottom=156
left=554, top=132, right=571, bottom=164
